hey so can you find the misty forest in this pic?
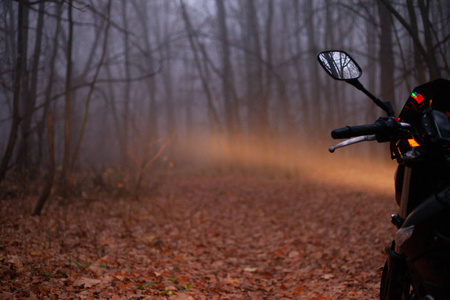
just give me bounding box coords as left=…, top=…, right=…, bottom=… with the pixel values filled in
left=1, top=0, right=449, bottom=299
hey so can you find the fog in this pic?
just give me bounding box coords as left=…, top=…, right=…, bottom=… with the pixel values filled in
left=0, top=0, right=449, bottom=185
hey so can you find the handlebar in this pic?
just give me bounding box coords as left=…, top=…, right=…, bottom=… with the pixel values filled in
left=331, top=118, right=411, bottom=140
left=331, top=123, right=385, bottom=139
left=329, top=119, right=412, bottom=152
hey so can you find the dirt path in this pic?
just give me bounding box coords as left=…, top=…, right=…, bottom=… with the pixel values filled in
left=1, top=170, right=397, bottom=299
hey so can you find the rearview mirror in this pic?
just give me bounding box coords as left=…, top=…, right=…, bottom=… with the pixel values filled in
left=317, top=50, right=362, bottom=80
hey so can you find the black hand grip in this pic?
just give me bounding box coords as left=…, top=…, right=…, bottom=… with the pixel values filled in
left=331, top=123, right=384, bottom=139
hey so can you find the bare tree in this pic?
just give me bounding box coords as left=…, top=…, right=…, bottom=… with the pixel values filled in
left=406, top=1, right=426, bottom=83
left=71, top=1, right=112, bottom=171
left=32, top=111, right=55, bottom=216
left=16, top=0, right=33, bottom=172
left=379, top=0, right=445, bottom=80
left=156, top=1, right=178, bottom=160
left=377, top=0, right=395, bottom=103
left=131, top=0, right=159, bottom=146
left=179, top=0, right=224, bottom=153
left=120, top=0, right=131, bottom=169
left=61, top=0, right=74, bottom=186
left=216, top=0, right=241, bottom=157
left=0, top=0, right=26, bottom=184
left=37, top=2, right=63, bottom=168
left=305, top=0, right=322, bottom=134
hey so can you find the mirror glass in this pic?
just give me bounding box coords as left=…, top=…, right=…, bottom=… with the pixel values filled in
left=318, top=50, right=362, bottom=80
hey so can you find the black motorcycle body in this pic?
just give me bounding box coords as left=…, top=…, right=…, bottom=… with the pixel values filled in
left=317, top=50, right=450, bottom=300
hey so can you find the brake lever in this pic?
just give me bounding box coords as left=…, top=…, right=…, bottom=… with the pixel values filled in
left=329, top=135, right=377, bottom=153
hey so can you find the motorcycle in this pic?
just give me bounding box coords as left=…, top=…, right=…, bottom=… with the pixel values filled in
left=317, top=50, right=450, bottom=300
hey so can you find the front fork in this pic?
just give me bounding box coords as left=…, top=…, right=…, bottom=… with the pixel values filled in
left=383, top=242, right=409, bottom=300
left=381, top=166, right=412, bottom=299
left=395, top=166, right=412, bottom=253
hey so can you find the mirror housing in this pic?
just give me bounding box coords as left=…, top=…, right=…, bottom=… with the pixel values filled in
left=317, top=50, right=395, bottom=117
left=317, top=50, right=362, bottom=81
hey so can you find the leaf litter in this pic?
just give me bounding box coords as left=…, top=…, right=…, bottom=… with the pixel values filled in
left=0, top=168, right=397, bottom=299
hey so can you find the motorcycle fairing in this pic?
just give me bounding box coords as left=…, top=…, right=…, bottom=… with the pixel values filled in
left=400, top=186, right=450, bottom=297
left=399, top=79, right=450, bottom=132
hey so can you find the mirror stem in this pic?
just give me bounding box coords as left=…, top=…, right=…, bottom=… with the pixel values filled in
left=346, top=79, right=395, bottom=117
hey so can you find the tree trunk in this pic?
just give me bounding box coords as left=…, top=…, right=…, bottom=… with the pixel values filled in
left=179, top=0, right=224, bottom=155
left=71, top=1, right=111, bottom=170
left=216, top=0, right=241, bottom=159
left=28, top=1, right=46, bottom=168
left=305, top=0, right=322, bottom=136
left=160, top=1, right=177, bottom=160
left=406, top=1, right=425, bottom=82
left=37, top=2, right=63, bottom=169
left=16, top=1, right=31, bottom=171
left=0, top=0, right=26, bottom=184
left=32, top=111, right=55, bottom=216
left=61, top=0, right=74, bottom=185
left=292, top=0, right=310, bottom=133
left=121, top=0, right=131, bottom=169
left=378, top=0, right=439, bottom=80
left=132, top=0, right=158, bottom=146
left=377, top=0, right=396, bottom=103
left=262, top=0, right=274, bottom=159
left=243, top=0, right=265, bottom=146
left=417, top=0, right=441, bottom=79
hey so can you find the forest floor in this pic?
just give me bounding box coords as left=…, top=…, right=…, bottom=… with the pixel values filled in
left=1, top=161, right=398, bottom=299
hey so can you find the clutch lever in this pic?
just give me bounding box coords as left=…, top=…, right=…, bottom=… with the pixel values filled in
left=329, top=135, right=377, bottom=153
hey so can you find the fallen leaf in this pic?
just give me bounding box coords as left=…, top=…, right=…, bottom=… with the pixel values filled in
left=169, top=294, right=195, bottom=300
left=243, top=267, right=257, bottom=273
left=88, top=265, right=104, bottom=277
left=293, top=286, right=303, bottom=295
left=73, top=277, right=101, bottom=288
left=322, top=274, right=335, bottom=280
left=8, top=255, right=23, bottom=270
left=30, top=251, right=42, bottom=257
left=288, top=250, right=300, bottom=258
left=227, top=277, right=240, bottom=285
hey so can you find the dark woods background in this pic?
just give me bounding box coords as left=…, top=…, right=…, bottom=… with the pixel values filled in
left=0, top=0, right=449, bottom=212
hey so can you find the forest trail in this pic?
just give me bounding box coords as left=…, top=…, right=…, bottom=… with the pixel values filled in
left=1, top=165, right=397, bottom=299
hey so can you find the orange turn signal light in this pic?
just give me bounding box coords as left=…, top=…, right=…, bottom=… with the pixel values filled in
left=408, top=139, right=420, bottom=147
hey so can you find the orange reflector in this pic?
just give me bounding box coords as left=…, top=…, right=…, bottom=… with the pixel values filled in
left=408, top=139, right=420, bottom=147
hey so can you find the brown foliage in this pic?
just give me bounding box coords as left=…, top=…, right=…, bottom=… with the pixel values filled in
left=0, top=170, right=396, bottom=299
